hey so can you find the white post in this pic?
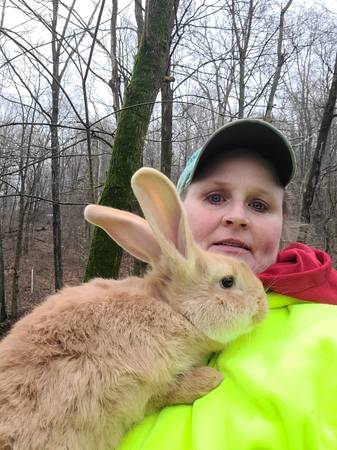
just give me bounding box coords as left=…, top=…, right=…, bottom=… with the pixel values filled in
left=30, top=267, right=34, bottom=294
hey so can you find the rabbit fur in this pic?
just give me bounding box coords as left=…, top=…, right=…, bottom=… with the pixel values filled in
left=0, top=168, right=267, bottom=450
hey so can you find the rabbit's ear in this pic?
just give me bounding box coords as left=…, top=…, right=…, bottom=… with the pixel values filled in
left=84, top=205, right=161, bottom=263
left=131, top=168, right=194, bottom=259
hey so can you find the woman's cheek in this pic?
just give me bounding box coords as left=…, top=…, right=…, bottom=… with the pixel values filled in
left=184, top=204, right=212, bottom=249
left=188, top=215, right=209, bottom=248
left=260, top=220, right=282, bottom=255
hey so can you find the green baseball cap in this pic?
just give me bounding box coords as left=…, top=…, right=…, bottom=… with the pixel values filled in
left=177, top=118, right=295, bottom=194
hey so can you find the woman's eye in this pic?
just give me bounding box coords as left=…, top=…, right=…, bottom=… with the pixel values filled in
left=249, top=199, right=268, bottom=212
left=206, top=193, right=224, bottom=204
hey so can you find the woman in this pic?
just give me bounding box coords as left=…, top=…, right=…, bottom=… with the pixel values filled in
left=119, top=119, right=337, bottom=450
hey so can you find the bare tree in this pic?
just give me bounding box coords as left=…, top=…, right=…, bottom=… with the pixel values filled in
left=11, top=97, right=38, bottom=318
left=300, top=51, right=337, bottom=225
left=135, top=0, right=145, bottom=45
left=230, top=0, right=255, bottom=118
left=161, top=74, right=174, bottom=177
left=50, top=0, right=66, bottom=290
left=264, top=0, right=294, bottom=121
left=85, top=0, right=180, bottom=280
left=0, top=218, right=6, bottom=322
left=109, top=0, right=121, bottom=120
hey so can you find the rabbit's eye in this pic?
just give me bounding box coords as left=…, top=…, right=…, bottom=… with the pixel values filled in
left=220, top=276, right=235, bottom=289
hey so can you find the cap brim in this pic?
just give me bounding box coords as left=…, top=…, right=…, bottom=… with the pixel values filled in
left=195, top=119, right=295, bottom=187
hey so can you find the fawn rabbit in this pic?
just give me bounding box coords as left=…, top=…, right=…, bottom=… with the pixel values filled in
left=0, top=168, right=267, bottom=450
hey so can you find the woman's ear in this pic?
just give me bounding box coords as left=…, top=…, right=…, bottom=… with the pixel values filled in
left=131, top=168, right=195, bottom=260
left=84, top=205, right=161, bottom=263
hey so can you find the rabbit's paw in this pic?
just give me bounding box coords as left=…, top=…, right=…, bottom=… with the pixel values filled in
left=167, top=366, right=223, bottom=405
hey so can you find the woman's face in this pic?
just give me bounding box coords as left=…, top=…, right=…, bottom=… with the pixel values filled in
left=183, top=154, right=284, bottom=274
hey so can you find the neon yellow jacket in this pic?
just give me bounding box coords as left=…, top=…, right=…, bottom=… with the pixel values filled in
left=118, top=293, right=337, bottom=450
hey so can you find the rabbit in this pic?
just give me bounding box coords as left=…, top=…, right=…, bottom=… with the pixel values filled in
left=0, top=167, right=267, bottom=450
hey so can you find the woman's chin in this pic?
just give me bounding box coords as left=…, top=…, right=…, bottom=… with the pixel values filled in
left=209, top=245, right=255, bottom=269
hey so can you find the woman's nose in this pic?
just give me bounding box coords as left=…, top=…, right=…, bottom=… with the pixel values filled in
left=221, top=205, right=249, bottom=227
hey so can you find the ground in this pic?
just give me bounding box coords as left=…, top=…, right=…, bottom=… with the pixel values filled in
left=1, top=223, right=135, bottom=338
left=2, top=224, right=89, bottom=337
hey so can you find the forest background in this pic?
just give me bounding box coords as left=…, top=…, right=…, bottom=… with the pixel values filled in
left=1, top=0, right=337, bottom=331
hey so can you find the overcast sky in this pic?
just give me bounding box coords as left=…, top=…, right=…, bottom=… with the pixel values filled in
left=322, top=0, right=337, bottom=13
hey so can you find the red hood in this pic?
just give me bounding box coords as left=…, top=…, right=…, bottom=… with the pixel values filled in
left=259, top=242, right=337, bottom=305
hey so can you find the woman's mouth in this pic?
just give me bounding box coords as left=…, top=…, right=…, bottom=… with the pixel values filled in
left=210, top=239, right=251, bottom=255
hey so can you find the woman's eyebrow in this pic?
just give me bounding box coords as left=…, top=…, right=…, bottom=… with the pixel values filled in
left=202, top=178, right=230, bottom=188
left=203, top=178, right=277, bottom=197
left=248, top=187, right=275, bottom=197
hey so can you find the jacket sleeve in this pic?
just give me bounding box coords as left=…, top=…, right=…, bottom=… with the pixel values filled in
left=118, top=295, right=337, bottom=450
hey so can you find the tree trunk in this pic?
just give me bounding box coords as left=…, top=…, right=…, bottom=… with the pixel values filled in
left=10, top=119, right=26, bottom=319
left=51, top=0, right=63, bottom=290
left=109, top=0, right=121, bottom=121
left=264, top=0, right=293, bottom=121
left=85, top=0, right=179, bottom=280
left=231, top=0, right=254, bottom=118
left=11, top=104, right=36, bottom=317
left=11, top=191, right=25, bottom=319
left=135, top=0, right=144, bottom=46
left=300, top=51, right=337, bottom=225
left=160, top=73, right=174, bottom=177
left=0, top=221, right=6, bottom=322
